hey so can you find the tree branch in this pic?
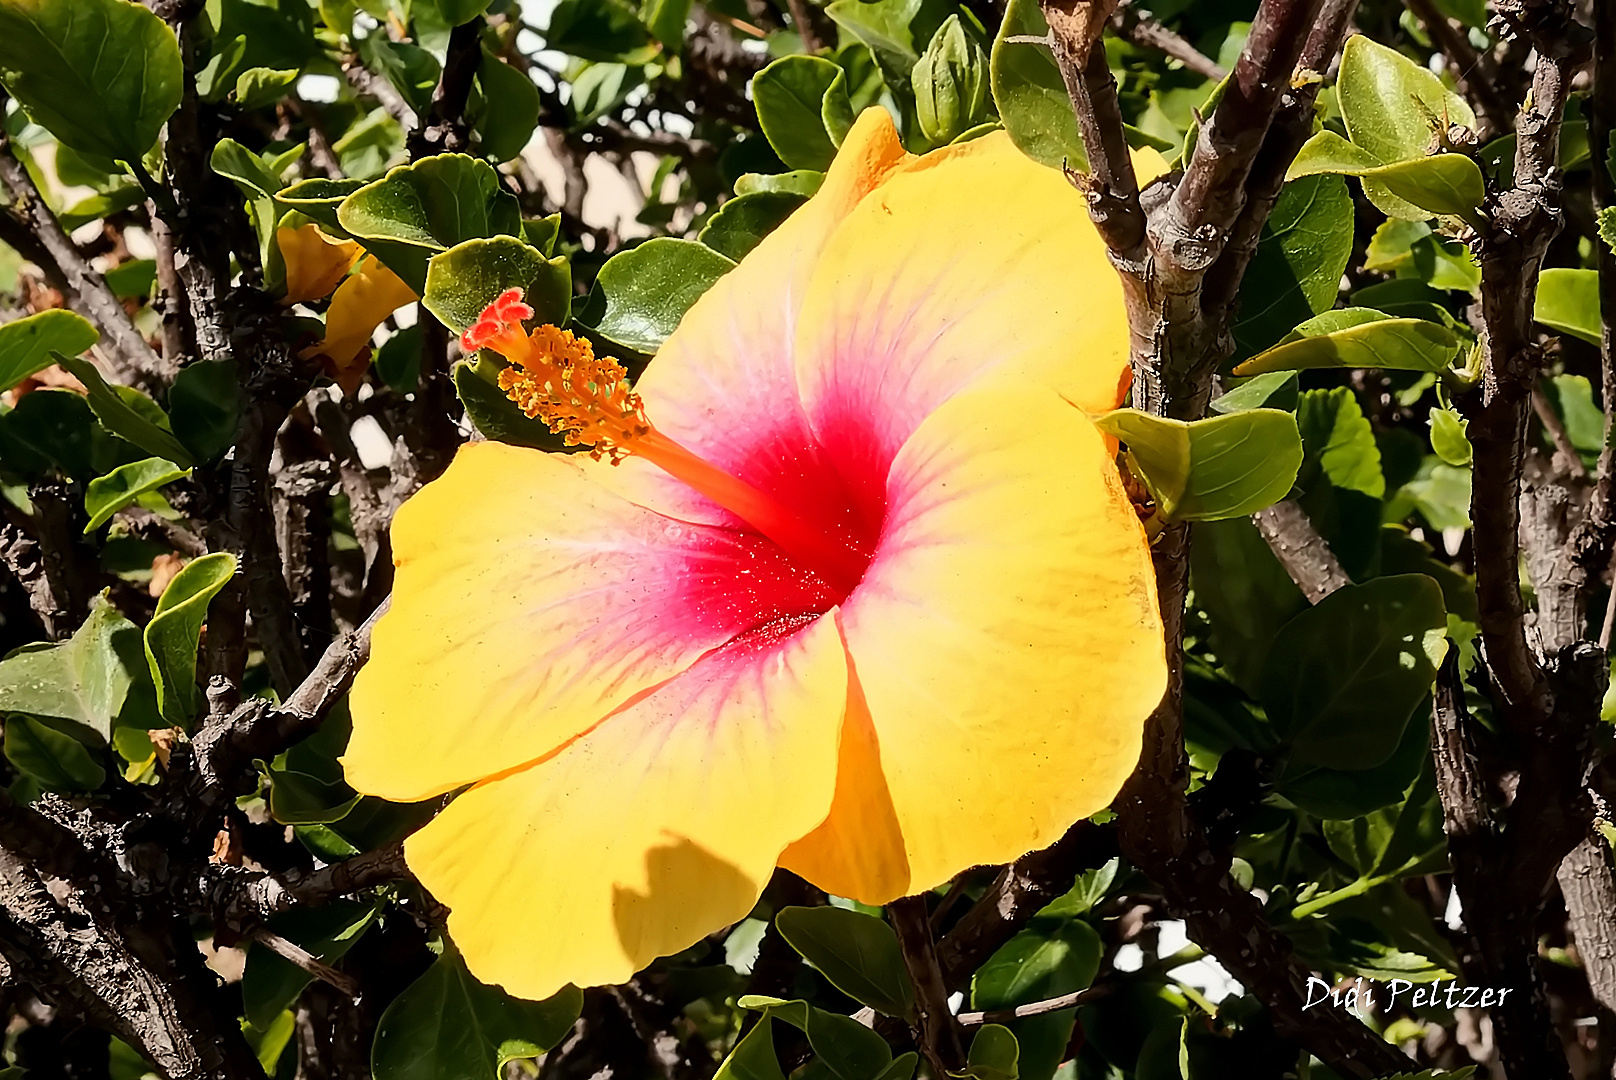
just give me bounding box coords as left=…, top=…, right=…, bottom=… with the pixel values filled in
left=1252, top=499, right=1351, bottom=602
left=889, top=895, right=964, bottom=1077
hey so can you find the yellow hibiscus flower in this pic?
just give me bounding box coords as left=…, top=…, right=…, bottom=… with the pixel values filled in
left=342, top=109, right=1166, bottom=1001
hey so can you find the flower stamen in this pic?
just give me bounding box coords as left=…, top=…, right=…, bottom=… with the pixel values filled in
left=467, top=289, right=869, bottom=592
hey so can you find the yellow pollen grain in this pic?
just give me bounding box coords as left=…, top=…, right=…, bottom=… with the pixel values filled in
left=495, top=325, right=650, bottom=461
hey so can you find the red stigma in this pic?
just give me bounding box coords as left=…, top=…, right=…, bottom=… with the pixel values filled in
left=461, top=288, right=535, bottom=352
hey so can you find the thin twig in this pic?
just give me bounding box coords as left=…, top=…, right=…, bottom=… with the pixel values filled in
left=1110, top=2, right=1226, bottom=81
left=250, top=928, right=360, bottom=998
left=957, top=985, right=1112, bottom=1026
left=1252, top=499, right=1350, bottom=602
left=889, top=895, right=965, bottom=1077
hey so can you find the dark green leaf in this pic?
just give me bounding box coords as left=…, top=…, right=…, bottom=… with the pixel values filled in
left=740, top=997, right=895, bottom=1080
left=1209, top=372, right=1299, bottom=414
left=258, top=759, right=361, bottom=825
left=961, top=1025, right=1019, bottom=1080
left=423, top=235, right=571, bottom=333
left=0, top=0, right=182, bottom=162
left=372, top=946, right=581, bottom=1080
left=644, top=0, right=692, bottom=49
left=1232, top=176, right=1353, bottom=356
left=277, top=177, right=367, bottom=232
left=452, top=358, right=567, bottom=450
left=105, top=259, right=158, bottom=300
left=358, top=37, right=439, bottom=119
left=84, top=457, right=189, bottom=532
left=1276, top=699, right=1431, bottom=819
left=144, top=552, right=236, bottom=726
left=1190, top=516, right=1308, bottom=695
left=589, top=238, right=735, bottom=354
left=545, top=0, right=657, bottom=64
left=1298, top=387, right=1385, bottom=499
left=1322, top=766, right=1446, bottom=883
left=1535, top=267, right=1600, bottom=346
left=0, top=388, right=97, bottom=480
left=242, top=899, right=381, bottom=1029
left=752, top=56, right=849, bottom=171
left=774, top=906, right=916, bottom=1020
left=169, top=360, right=242, bottom=464
left=698, top=192, right=807, bottom=261
left=0, top=593, right=144, bottom=742
left=51, top=353, right=194, bottom=468
left=472, top=51, right=541, bottom=163
left=1094, top=408, right=1303, bottom=522
left=3, top=715, right=104, bottom=792
left=713, top=1012, right=788, bottom=1080
left=376, top=325, right=424, bottom=393
left=1235, top=309, right=1461, bottom=376
left=0, top=310, right=98, bottom=393
left=1261, top=575, right=1448, bottom=770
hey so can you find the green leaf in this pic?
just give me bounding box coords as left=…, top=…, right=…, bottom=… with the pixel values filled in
left=1322, top=766, right=1447, bottom=884
left=423, top=236, right=571, bottom=333
left=372, top=946, right=581, bottom=1080
left=753, top=56, right=850, bottom=172
left=1535, top=267, right=1601, bottom=346
left=971, top=919, right=1099, bottom=1080
left=242, top=899, right=382, bottom=1029
left=643, top=0, right=692, bottom=49
left=0, top=388, right=96, bottom=480
left=740, top=998, right=895, bottom=1080
left=50, top=352, right=194, bottom=468
left=0, top=593, right=145, bottom=742
left=1336, top=35, right=1475, bottom=164
left=471, top=51, right=541, bottom=163
left=84, top=458, right=189, bottom=532
left=169, top=360, right=242, bottom=464
left=1298, top=387, right=1386, bottom=499
left=1277, top=696, right=1432, bottom=819
left=1232, top=176, right=1353, bottom=356
left=1599, top=207, right=1616, bottom=254
left=1234, top=309, right=1460, bottom=376
left=0, top=310, right=98, bottom=392
left=544, top=0, right=657, bottom=64
left=735, top=170, right=826, bottom=197
left=144, top=552, right=236, bottom=726
left=714, top=1012, right=788, bottom=1080
left=3, top=715, right=104, bottom=791
left=212, top=138, right=288, bottom=199
left=698, top=192, right=807, bottom=261
left=589, top=238, right=735, bottom=354
left=337, top=155, right=522, bottom=292
left=826, top=0, right=950, bottom=106
left=1190, top=517, right=1308, bottom=694
left=452, top=358, right=566, bottom=450
left=912, top=14, right=990, bottom=146
left=1288, top=131, right=1485, bottom=222
left=234, top=66, right=299, bottom=110
left=1428, top=407, right=1471, bottom=468
left=376, top=325, right=424, bottom=393
left=0, top=0, right=182, bottom=163
left=989, top=0, right=1082, bottom=170
left=774, top=906, right=916, bottom=1020
left=258, top=759, right=361, bottom=825
left=1209, top=372, right=1299, bottom=414
left=961, top=1025, right=1019, bottom=1080
left=277, top=177, right=367, bottom=232
left=1093, top=408, right=1304, bottom=522
left=358, top=37, right=439, bottom=119
left=1261, top=574, right=1448, bottom=770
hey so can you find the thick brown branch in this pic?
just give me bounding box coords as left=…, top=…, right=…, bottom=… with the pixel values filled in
left=889, top=895, right=964, bottom=1077
left=1252, top=499, right=1351, bottom=602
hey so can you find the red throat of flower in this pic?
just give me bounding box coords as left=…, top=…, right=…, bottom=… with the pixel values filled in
left=467, top=289, right=869, bottom=593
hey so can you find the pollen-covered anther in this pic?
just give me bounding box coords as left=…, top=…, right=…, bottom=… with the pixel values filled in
left=493, top=323, right=651, bottom=462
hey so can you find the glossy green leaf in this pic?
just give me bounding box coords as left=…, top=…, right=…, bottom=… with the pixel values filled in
left=989, top=0, right=1083, bottom=170
left=0, top=0, right=182, bottom=163
left=0, top=594, right=144, bottom=742
left=1428, top=408, right=1471, bottom=468
left=753, top=56, right=850, bottom=172
left=258, top=759, right=361, bottom=825
left=774, top=906, right=915, bottom=1020
left=1232, top=175, right=1353, bottom=356
left=51, top=352, right=194, bottom=468
left=84, top=458, right=189, bottom=532
left=1535, top=267, right=1600, bottom=346
left=1209, top=372, right=1299, bottom=414
left=740, top=997, right=895, bottom=1080
left=590, top=238, right=735, bottom=354
left=1234, top=309, right=1460, bottom=376
left=961, top=1025, right=1019, bottom=1080
left=1298, top=387, right=1385, bottom=499
left=1336, top=35, right=1475, bottom=164
left=698, top=191, right=807, bottom=261
left=1094, top=408, right=1303, bottom=522
left=372, top=946, right=581, bottom=1080
left=971, top=919, right=1099, bottom=1080
left=713, top=1012, right=787, bottom=1080
left=242, top=899, right=381, bottom=1029
left=337, top=155, right=522, bottom=292
left=452, top=358, right=565, bottom=451
left=472, top=50, right=541, bottom=162
left=0, top=388, right=97, bottom=479
left=423, top=236, right=571, bottom=333
left=0, top=310, right=98, bottom=393
left=169, top=360, right=242, bottom=464
left=1276, top=696, right=1432, bottom=819
left=913, top=14, right=989, bottom=146
left=276, top=177, right=367, bottom=231
left=1261, top=574, right=1448, bottom=770
left=826, top=0, right=949, bottom=105
left=234, top=66, right=299, bottom=109
left=4, top=715, right=104, bottom=791
left=358, top=37, right=438, bottom=119
left=544, top=0, right=657, bottom=64
left=144, top=552, right=236, bottom=726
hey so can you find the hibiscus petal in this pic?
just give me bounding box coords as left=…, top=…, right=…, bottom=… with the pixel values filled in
left=792, top=384, right=1165, bottom=898
left=599, top=108, right=911, bottom=537
left=344, top=440, right=839, bottom=801
left=278, top=223, right=363, bottom=306
left=793, top=131, right=1130, bottom=524
left=404, top=614, right=847, bottom=1000
left=300, top=256, right=417, bottom=393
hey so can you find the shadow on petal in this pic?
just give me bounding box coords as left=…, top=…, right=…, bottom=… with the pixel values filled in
left=612, top=837, right=759, bottom=963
